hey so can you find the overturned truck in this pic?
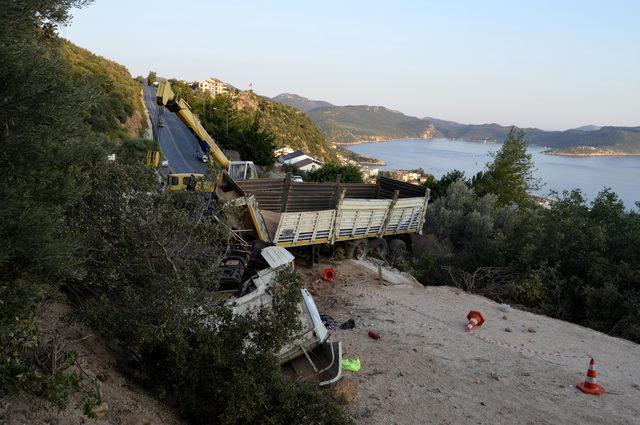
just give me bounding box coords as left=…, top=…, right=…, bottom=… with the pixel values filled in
left=214, top=174, right=429, bottom=386
left=231, top=175, right=430, bottom=259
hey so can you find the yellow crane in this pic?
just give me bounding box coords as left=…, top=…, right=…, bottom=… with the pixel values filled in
left=154, top=81, right=257, bottom=189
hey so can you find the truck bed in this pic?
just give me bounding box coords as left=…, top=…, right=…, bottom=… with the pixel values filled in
left=238, top=176, right=430, bottom=248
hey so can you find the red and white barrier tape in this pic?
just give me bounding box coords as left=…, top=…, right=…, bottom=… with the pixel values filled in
left=370, top=290, right=590, bottom=361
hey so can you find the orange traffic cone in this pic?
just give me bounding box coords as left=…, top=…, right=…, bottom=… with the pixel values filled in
left=465, top=310, right=485, bottom=332
left=321, top=267, right=337, bottom=282
left=577, top=358, right=606, bottom=396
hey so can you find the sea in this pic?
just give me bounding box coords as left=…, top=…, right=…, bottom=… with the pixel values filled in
left=348, top=139, right=640, bottom=209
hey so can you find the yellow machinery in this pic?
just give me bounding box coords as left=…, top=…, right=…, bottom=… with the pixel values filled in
left=155, top=81, right=257, bottom=182
left=145, top=150, right=161, bottom=168
left=166, top=173, right=216, bottom=192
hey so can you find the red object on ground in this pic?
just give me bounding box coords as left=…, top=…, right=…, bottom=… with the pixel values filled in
left=368, top=330, right=380, bottom=340
left=321, top=267, right=337, bottom=282
left=577, top=358, right=606, bottom=396
left=465, top=310, right=485, bottom=332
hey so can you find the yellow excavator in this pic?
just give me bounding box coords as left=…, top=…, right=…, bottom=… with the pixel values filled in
left=154, top=80, right=257, bottom=190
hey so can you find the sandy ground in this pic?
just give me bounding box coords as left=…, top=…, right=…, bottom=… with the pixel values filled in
left=0, top=302, right=184, bottom=425
left=303, top=261, right=640, bottom=425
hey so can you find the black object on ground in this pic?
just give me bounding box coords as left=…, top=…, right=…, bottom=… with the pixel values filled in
left=340, top=319, right=356, bottom=330
left=321, top=314, right=339, bottom=330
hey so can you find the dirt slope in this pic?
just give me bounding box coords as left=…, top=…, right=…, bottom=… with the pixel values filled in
left=303, top=261, right=640, bottom=425
left=0, top=302, right=184, bottom=425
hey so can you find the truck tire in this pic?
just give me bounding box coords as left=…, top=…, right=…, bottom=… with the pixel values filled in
left=389, top=239, right=407, bottom=262
left=347, top=239, right=369, bottom=260
left=368, top=238, right=388, bottom=259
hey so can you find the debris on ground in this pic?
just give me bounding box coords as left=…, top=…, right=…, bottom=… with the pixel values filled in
left=368, top=331, right=380, bottom=340
left=299, top=260, right=640, bottom=425
left=340, top=319, right=356, bottom=330
left=341, top=357, right=362, bottom=373
left=321, top=314, right=339, bottom=330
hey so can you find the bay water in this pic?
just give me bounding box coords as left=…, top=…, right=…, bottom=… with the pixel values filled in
left=348, top=139, right=640, bottom=208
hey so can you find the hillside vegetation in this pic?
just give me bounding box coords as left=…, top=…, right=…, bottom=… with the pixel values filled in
left=308, top=105, right=441, bottom=143
left=167, top=81, right=336, bottom=162
left=1, top=3, right=352, bottom=424
left=61, top=39, right=146, bottom=139
left=414, top=129, right=640, bottom=343
left=238, top=91, right=336, bottom=161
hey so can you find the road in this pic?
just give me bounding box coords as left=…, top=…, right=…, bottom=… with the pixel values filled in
left=142, top=85, right=209, bottom=174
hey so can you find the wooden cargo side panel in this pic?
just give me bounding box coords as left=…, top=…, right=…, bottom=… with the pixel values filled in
left=378, top=176, right=427, bottom=199
left=237, top=178, right=286, bottom=212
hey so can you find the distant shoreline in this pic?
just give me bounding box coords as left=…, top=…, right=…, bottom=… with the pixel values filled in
left=543, top=150, right=640, bottom=157
left=335, top=136, right=499, bottom=146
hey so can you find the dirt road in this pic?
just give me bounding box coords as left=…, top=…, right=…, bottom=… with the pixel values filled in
left=303, top=261, right=640, bottom=425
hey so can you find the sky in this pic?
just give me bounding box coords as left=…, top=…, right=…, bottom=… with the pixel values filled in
left=65, top=0, right=639, bottom=130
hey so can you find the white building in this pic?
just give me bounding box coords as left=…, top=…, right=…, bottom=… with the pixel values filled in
left=292, top=158, right=323, bottom=172
left=196, top=78, right=228, bottom=97
left=277, top=150, right=323, bottom=171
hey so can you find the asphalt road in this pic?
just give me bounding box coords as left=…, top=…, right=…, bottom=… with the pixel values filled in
left=142, top=85, right=209, bottom=174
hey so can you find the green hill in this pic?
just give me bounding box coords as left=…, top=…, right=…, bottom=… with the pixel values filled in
left=60, top=40, right=146, bottom=139
left=307, top=105, right=441, bottom=143
left=235, top=91, right=336, bottom=161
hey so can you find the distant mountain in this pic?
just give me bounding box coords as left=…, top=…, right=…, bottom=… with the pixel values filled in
left=272, top=93, right=333, bottom=112
left=308, top=105, right=442, bottom=143
left=273, top=93, right=640, bottom=155
left=573, top=125, right=601, bottom=132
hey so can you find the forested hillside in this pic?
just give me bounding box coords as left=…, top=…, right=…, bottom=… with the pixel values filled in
left=61, top=40, right=146, bottom=139
left=308, top=105, right=441, bottom=143
left=237, top=91, right=336, bottom=161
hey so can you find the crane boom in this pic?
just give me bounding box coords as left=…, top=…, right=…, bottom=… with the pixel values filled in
left=156, top=81, right=230, bottom=169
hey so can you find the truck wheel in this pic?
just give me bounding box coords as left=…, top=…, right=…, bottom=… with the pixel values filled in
left=389, top=239, right=407, bottom=262
left=347, top=239, right=369, bottom=260
left=368, top=238, right=388, bottom=259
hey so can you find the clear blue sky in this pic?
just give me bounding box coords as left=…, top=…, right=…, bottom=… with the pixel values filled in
left=65, top=0, right=639, bottom=130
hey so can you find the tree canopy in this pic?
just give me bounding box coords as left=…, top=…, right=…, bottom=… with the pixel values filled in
left=472, top=127, right=539, bottom=207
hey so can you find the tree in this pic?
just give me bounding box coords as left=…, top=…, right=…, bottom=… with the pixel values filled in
left=423, top=169, right=467, bottom=200
left=472, top=127, right=539, bottom=207
left=0, top=0, right=101, bottom=403
left=305, top=163, right=364, bottom=183
left=233, top=113, right=277, bottom=167
left=147, top=70, right=157, bottom=86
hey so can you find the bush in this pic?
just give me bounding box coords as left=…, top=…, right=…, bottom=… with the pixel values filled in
left=415, top=181, right=640, bottom=343
left=304, top=163, right=364, bottom=183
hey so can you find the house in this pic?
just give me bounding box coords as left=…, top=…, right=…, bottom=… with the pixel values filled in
left=292, top=157, right=323, bottom=172
left=196, top=78, right=228, bottom=97
left=278, top=150, right=314, bottom=165
left=275, top=149, right=323, bottom=172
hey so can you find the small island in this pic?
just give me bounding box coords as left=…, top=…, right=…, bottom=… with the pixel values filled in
left=544, top=146, right=640, bottom=157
